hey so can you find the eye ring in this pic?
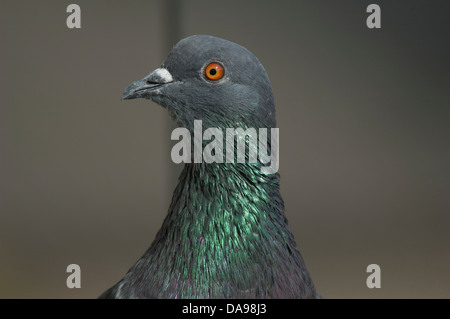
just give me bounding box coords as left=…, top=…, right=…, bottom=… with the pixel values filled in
left=204, top=62, right=224, bottom=81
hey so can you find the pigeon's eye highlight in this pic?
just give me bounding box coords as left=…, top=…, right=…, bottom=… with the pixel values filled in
left=204, top=62, right=224, bottom=81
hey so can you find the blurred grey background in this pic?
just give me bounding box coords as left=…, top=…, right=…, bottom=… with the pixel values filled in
left=1, top=0, right=449, bottom=298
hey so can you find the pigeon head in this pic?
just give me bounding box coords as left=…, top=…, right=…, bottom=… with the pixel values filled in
left=122, top=35, right=276, bottom=130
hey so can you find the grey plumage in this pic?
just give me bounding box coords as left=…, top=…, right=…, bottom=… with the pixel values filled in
left=100, top=35, right=319, bottom=299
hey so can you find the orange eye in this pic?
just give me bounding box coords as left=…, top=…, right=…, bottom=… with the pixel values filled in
left=204, top=62, right=224, bottom=81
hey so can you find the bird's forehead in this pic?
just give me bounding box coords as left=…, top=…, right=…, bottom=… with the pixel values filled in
left=162, top=35, right=257, bottom=74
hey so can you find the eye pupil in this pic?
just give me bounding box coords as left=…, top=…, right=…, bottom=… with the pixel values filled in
left=209, top=69, right=217, bottom=76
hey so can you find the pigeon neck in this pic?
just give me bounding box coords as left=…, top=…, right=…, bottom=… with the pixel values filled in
left=169, top=162, right=284, bottom=222
left=135, top=162, right=316, bottom=298
left=147, top=163, right=294, bottom=292
left=160, top=162, right=287, bottom=240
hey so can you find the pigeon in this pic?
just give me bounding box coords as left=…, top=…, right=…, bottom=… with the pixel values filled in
left=99, top=35, right=319, bottom=298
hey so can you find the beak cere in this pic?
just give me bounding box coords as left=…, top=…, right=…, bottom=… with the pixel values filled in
left=122, top=68, right=173, bottom=100
left=153, top=68, right=173, bottom=83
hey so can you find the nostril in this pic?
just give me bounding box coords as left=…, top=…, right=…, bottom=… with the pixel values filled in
left=146, top=78, right=160, bottom=85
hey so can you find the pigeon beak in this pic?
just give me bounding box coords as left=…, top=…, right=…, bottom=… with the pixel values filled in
left=121, top=68, right=174, bottom=100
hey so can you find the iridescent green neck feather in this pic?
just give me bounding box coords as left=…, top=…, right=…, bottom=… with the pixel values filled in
left=119, top=162, right=317, bottom=298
